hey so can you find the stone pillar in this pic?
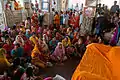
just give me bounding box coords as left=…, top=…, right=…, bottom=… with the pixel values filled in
left=49, top=0, right=52, bottom=12
left=1, top=0, right=7, bottom=26
left=57, top=0, right=61, bottom=11
left=39, top=0, right=42, bottom=10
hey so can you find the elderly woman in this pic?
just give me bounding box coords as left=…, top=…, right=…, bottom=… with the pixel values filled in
left=14, top=35, right=25, bottom=47
left=50, top=42, right=67, bottom=63
left=43, top=34, right=49, bottom=44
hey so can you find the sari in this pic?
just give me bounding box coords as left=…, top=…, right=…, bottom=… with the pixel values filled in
left=74, top=15, right=80, bottom=29
left=109, top=24, right=120, bottom=46
left=29, top=36, right=39, bottom=46
left=72, top=43, right=120, bottom=80
left=14, top=35, right=25, bottom=46
left=0, top=48, right=11, bottom=74
left=54, top=14, right=60, bottom=25
left=25, top=30, right=32, bottom=39
left=50, top=42, right=66, bottom=61
left=24, top=40, right=32, bottom=57
left=69, top=14, right=75, bottom=27
left=31, top=45, right=45, bottom=68
left=62, top=37, right=71, bottom=47
left=3, top=43, right=13, bottom=58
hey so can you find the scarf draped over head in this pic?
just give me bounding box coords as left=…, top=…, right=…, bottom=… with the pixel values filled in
left=0, top=48, right=10, bottom=67
left=53, top=42, right=65, bottom=57
left=25, top=29, right=31, bottom=39
left=14, top=35, right=25, bottom=46
left=0, top=48, right=6, bottom=58
left=43, top=34, right=48, bottom=43
left=29, top=35, right=39, bottom=45
left=62, top=36, right=71, bottom=47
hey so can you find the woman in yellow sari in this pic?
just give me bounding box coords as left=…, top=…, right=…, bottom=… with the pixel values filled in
left=29, top=33, right=39, bottom=47
left=72, top=43, right=120, bottom=80
left=31, top=44, right=46, bottom=68
left=54, top=12, right=60, bottom=28
left=0, top=48, right=11, bottom=74
left=62, top=36, right=71, bottom=47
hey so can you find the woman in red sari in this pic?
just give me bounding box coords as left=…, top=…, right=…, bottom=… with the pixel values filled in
left=74, top=12, right=80, bottom=29
left=3, top=39, right=14, bottom=59
left=31, top=13, right=39, bottom=29
left=69, top=13, right=76, bottom=28
left=24, top=38, right=32, bottom=58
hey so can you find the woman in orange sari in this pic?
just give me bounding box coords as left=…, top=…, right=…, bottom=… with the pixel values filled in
left=29, top=33, right=38, bottom=47
left=31, top=44, right=46, bottom=68
left=54, top=12, right=60, bottom=29
left=72, top=42, right=120, bottom=80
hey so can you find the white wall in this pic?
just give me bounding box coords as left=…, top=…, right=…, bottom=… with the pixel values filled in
left=100, top=0, right=120, bottom=8
left=68, top=0, right=120, bottom=9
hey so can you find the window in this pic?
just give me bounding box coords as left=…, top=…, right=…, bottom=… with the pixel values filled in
left=42, top=0, right=49, bottom=11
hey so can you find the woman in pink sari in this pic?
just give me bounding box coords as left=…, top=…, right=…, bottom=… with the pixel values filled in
left=50, top=42, right=67, bottom=63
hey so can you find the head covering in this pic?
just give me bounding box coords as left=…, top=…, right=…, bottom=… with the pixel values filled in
left=0, top=48, right=10, bottom=74
left=26, top=29, right=30, bottom=32
left=62, top=36, right=71, bottom=47
left=14, top=35, right=24, bottom=46
left=0, top=48, right=6, bottom=58
left=53, top=42, right=65, bottom=57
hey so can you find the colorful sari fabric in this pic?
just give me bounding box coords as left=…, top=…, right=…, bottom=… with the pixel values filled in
left=14, top=35, right=25, bottom=46
left=72, top=43, right=120, bottom=80
left=31, top=45, right=45, bottom=68
left=56, top=32, right=63, bottom=41
left=24, top=40, right=32, bottom=57
left=0, top=48, right=11, bottom=74
left=62, top=37, right=71, bottom=47
left=69, top=14, right=75, bottom=27
left=74, top=16, right=80, bottom=28
left=50, top=42, right=66, bottom=61
left=3, top=43, right=13, bottom=58
left=54, top=14, right=60, bottom=25
left=110, top=25, right=119, bottom=46
left=31, top=14, right=39, bottom=28
left=29, top=36, right=39, bottom=46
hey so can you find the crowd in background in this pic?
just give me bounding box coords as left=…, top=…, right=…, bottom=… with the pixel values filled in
left=0, top=0, right=119, bottom=80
